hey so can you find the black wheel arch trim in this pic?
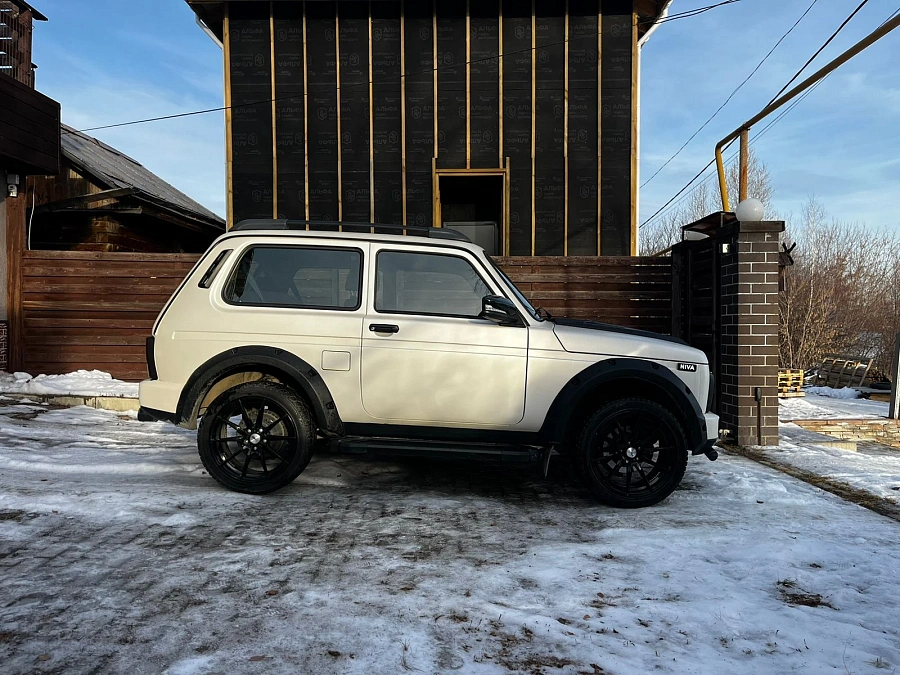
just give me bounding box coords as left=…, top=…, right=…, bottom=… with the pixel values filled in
left=539, top=358, right=706, bottom=450
left=176, top=346, right=344, bottom=435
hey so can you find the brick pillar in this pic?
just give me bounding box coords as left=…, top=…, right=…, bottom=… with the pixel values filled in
left=718, top=220, right=784, bottom=446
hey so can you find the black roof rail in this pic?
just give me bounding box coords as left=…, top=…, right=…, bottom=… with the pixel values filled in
left=231, top=219, right=472, bottom=243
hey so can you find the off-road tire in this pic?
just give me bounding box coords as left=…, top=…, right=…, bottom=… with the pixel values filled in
left=198, top=381, right=315, bottom=494
left=574, top=398, right=688, bottom=508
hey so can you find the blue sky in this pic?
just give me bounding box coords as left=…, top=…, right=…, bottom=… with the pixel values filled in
left=29, top=0, right=900, bottom=230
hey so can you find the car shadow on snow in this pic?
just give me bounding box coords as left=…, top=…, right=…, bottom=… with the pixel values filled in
left=281, top=449, right=705, bottom=506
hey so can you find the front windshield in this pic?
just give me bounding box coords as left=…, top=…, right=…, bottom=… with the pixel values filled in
left=486, top=258, right=543, bottom=322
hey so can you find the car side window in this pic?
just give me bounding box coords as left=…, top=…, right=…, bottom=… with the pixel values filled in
left=375, top=250, right=490, bottom=318
left=224, top=246, right=362, bottom=310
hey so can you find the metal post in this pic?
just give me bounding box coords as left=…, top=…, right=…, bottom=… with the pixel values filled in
left=890, top=332, right=900, bottom=420
left=738, top=128, right=749, bottom=203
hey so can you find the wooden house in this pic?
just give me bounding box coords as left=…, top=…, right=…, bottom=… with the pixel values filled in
left=187, top=0, right=671, bottom=255
left=27, top=125, right=225, bottom=253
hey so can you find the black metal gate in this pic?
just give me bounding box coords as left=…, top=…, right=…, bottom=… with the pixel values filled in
left=670, top=221, right=726, bottom=414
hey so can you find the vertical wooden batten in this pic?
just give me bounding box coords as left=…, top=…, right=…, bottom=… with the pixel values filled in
left=465, top=0, right=471, bottom=168
left=432, top=0, right=438, bottom=162
left=530, top=0, right=535, bottom=256
left=503, top=157, right=511, bottom=255
left=400, top=0, right=408, bottom=226
left=498, top=1, right=503, bottom=169
left=335, top=5, right=343, bottom=223
left=629, top=9, right=638, bottom=255
left=563, top=0, right=568, bottom=256
left=596, top=10, right=601, bottom=255
left=432, top=157, right=440, bottom=227
left=303, top=1, right=310, bottom=221
left=368, top=0, right=375, bottom=224
left=270, top=2, right=278, bottom=219
left=223, top=5, right=234, bottom=228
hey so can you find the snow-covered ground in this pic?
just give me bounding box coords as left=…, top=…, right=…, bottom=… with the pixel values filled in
left=0, top=370, right=139, bottom=398
left=777, top=424, right=900, bottom=503
left=768, top=393, right=900, bottom=506
left=1, top=401, right=899, bottom=674
left=779, top=393, right=889, bottom=421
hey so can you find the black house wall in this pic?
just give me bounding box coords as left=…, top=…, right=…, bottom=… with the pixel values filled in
left=226, top=0, right=636, bottom=255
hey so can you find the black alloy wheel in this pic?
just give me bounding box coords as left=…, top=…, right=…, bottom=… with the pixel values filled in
left=574, top=398, right=688, bottom=508
left=198, top=381, right=315, bottom=494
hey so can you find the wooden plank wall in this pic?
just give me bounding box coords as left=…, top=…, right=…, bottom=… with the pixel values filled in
left=21, top=251, right=199, bottom=381
left=20, top=251, right=672, bottom=381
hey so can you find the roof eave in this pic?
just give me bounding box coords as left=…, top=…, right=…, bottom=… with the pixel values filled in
left=636, top=0, right=672, bottom=44
left=186, top=1, right=225, bottom=43
left=189, top=0, right=672, bottom=44
left=10, top=0, right=48, bottom=21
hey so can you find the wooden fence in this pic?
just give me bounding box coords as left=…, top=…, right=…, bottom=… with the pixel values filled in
left=21, top=251, right=199, bottom=381
left=494, top=256, right=673, bottom=333
left=20, top=252, right=672, bottom=381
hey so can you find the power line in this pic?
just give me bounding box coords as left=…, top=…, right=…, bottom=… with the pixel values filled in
left=639, top=0, right=741, bottom=25
left=640, top=78, right=826, bottom=228
left=640, top=0, right=819, bottom=189
left=64, top=0, right=739, bottom=135
left=768, top=0, right=870, bottom=104
left=642, top=0, right=897, bottom=227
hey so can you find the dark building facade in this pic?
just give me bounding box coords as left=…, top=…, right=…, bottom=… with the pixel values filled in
left=188, top=0, right=669, bottom=255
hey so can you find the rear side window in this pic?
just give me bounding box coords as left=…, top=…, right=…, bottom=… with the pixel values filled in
left=224, top=246, right=362, bottom=310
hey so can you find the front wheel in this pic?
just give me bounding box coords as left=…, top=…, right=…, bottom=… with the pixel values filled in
left=198, top=381, right=315, bottom=494
left=574, top=398, right=688, bottom=508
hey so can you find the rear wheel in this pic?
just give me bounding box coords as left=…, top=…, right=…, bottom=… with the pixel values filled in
left=198, top=381, right=315, bottom=494
left=574, top=398, right=688, bottom=508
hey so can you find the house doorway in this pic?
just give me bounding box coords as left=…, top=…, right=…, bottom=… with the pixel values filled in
left=436, top=171, right=507, bottom=255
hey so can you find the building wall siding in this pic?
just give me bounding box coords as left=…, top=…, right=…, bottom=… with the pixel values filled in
left=224, top=0, right=638, bottom=255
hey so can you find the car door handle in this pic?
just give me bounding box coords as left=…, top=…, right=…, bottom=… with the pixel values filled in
left=369, top=323, right=399, bottom=334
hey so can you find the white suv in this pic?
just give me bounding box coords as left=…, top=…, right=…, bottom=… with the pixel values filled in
left=139, top=220, right=719, bottom=507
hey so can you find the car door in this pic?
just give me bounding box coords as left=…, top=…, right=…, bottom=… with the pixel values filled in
left=360, top=245, right=528, bottom=426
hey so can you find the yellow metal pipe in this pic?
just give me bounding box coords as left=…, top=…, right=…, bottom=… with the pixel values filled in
left=716, top=11, right=900, bottom=211
left=739, top=128, right=749, bottom=202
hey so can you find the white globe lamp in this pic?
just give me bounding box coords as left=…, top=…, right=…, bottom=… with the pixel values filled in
left=735, top=198, right=764, bottom=223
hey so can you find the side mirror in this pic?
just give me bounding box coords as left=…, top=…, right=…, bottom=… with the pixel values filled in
left=481, top=295, right=523, bottom=326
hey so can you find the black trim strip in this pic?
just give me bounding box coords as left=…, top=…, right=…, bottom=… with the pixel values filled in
left=342, top=422, right=541, bottom=446
left=539, top=358, right=706, bottom=451
left=198, top=249, right=233, bottom=288
left=138, top=406, right=176, bottom=424
left=176, top=346, right=344, bottom=435
left=145, top=336, right=158, bottom=380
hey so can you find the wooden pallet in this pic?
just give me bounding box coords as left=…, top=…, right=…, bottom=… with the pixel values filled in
left=778, top=369, right=805, bottom=397
left=812, top=355, right=872, bottom=388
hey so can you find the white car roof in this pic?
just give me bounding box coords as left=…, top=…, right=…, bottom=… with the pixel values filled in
left=215, top=224, right=487, bottom=255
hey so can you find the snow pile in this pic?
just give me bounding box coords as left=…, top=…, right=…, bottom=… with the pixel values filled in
left=0, top=370, right=139, bottom=398
left=804, top=386, right=860, bottom=399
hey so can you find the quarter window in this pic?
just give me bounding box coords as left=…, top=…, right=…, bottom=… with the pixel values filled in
left=375, top=251, right=490, bottom=318
left=224, top=246, right=362, bottom=310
